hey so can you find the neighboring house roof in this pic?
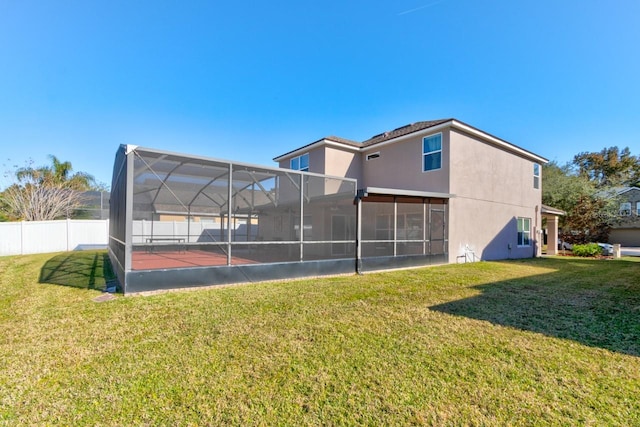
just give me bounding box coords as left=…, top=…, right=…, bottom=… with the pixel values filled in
left=595, top=186, right=640, bottom=198
left=614, top=186, right=640, bottom=196
left=273, top=118, right=548, bottom=164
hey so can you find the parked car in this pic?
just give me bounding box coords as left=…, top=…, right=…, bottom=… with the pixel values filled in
left=597, top=243, right=614, bottom=256
left=558, top=240, right=573, bottom=250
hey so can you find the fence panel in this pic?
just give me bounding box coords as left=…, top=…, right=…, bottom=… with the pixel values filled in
left=0, top=219, right=109, bottom=256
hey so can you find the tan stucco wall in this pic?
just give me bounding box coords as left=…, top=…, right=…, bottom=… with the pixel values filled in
left=447, top=129, right=542, bottom=260
left=361, top=131, right=450, bottom=193
left=324, top=146, right=361, bottom=181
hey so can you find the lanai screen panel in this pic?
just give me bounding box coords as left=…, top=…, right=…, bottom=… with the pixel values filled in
left=122, top=146, right=357, bottom=274
left=303, top=175, right=357, bottom=260
left=108, top=146, right=129, bottom=287
left=360, top=195, right=448, bottom=263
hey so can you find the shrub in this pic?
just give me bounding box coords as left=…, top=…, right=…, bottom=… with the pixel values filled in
left=572, top=243, right=601, bottom=257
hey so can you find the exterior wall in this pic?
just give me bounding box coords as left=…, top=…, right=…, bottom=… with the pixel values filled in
left=323, top=146, right=362, bottom=181
left=447, top=129, right=542, bottom=261
left=361, top=131, right=450, bottom=194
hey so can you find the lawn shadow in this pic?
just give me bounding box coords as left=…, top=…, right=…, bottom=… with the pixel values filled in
left=430, top=259, right=640, bottom=357
left=39, top=251, right=118, bottom=292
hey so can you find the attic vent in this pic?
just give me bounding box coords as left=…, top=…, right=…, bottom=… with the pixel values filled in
left=366, top=152, right=380, bottom=161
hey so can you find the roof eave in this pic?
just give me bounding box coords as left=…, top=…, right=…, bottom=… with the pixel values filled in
left=273, top=138, right=360, bottom=162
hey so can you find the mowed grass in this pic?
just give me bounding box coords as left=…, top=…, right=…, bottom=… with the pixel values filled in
left=1, top=252, right=639, bottom=425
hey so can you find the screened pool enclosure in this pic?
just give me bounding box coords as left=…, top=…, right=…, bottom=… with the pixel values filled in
left=109, top=145, right=448, bottom=293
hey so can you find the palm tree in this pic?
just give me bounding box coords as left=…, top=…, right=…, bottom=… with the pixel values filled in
left=4, top=155, right=98, bottom=220
left=16, top=155, right=95, bottom=191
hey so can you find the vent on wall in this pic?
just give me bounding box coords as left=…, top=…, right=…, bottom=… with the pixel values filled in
left=366, top=152, right=381, bottom=161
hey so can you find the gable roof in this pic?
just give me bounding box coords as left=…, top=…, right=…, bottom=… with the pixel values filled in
left=273, top=118, right=548, bottom=164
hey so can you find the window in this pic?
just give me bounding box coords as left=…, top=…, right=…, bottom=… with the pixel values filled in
left=620, top=202, right=632, bottom=216
left=366, top=152, right=380, bottom=161
left=533, top=163, right=540, bottom=189
left=637, top=202, right=640, bottom=215
left=517, top=217, right=531, bottom=246
left=422, top=133, right=442, bottom=172
left=290, top=153, right=309, bottom=171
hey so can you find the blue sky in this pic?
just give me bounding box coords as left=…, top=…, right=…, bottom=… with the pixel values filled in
left=1, top=0, right=639, bottom=189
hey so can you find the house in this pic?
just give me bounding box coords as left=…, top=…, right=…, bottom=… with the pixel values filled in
left=609, top=187, right=640, bottom=246
left=108, top=118, right=555, bottom=294
left=274, top=118, right=552, bottom=263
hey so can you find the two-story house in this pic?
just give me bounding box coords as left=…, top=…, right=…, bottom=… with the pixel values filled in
left=274, top=118, right=549, bottom=266
left=610, top=187, right=640, bottom=246
left=109, top=118, right=553, bottom=293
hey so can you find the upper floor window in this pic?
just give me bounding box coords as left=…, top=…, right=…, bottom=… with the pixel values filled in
left=517, top=217, right=531, bottom=247
left=620, top=202, right=632, bottom=216
left=290, top=153, right=309, bottom=172
left=533, top=163, right=540, bottom=189
left=423, top=133, right=442, bottom=172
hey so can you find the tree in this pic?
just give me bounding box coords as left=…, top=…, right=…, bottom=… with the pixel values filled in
left=0, top=156, right=97, bottom=221
left=573, top=146, right=640, bottom=188
left=542, top=160, right=618, bottom=244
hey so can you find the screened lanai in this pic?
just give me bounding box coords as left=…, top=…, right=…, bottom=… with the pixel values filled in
left=109, top=145, right=450, bottom=293
left=109, top=145, right=358, bottom=293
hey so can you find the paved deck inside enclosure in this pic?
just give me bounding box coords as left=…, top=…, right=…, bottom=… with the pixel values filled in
left=132, top=250, right=257, bottom=270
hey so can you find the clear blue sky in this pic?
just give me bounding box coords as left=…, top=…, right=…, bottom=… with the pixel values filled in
left=1, top=0, right=639, bottom=189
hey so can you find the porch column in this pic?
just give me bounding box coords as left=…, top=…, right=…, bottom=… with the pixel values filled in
left=547, top=215, right=559, bottom=255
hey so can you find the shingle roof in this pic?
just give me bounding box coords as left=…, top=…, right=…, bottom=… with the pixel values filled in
left=361, top=119, right=453, bottom=147
left=273, top=118, right=547, bottom=164
left=324, top=136, right=361, bottom=147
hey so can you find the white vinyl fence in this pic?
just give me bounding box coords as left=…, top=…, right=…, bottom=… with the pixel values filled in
left=0, top=219, right=109, bottom=256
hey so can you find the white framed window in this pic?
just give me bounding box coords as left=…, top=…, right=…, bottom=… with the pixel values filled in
left=533, top=163, right=540, bottom=189
left=290, top=153, right=309, bottom=172
left=422, top=133, right=442, bottom=172
left=636, top=202, right=640, bottom=215
left=517, top=217, right=531, bottom=247
left=620, top=202, right=632, bottom=216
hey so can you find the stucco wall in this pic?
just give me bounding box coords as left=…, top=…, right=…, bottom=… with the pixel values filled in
left=324, top=146, right=361, bottom=181
left=360, top=131, right=450, bottom=193
left=447, top=129, right=542, bottom=260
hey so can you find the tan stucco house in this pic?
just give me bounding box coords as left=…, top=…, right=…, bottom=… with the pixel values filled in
left=109, top=118, right=559, bottom=293
left=274, top=118, right=552, bottom=264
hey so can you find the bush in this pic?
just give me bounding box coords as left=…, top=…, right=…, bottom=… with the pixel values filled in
left=571, top=243, right=601, bottom=257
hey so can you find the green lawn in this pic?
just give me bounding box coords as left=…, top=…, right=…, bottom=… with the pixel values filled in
left=1, top=252, right=639, bottom=425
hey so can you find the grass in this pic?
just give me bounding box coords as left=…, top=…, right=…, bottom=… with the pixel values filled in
left=1, top=251, right=639, bottom=425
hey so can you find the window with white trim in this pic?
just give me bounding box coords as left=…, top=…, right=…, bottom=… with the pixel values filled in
left=533, top=163, right=540, bottom=189
left=422, top=133, right=442, bottom=172
left=636, top=202, right=640, bottom=215
left=290, top=153, right=309, bottom=172
left=620, top=202, right=631, bottom=216
left=517, top=217, right=531, bottom=246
